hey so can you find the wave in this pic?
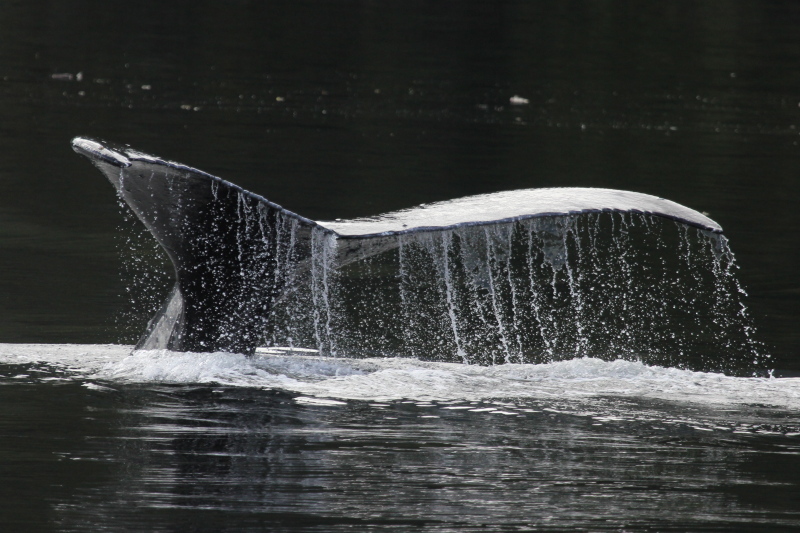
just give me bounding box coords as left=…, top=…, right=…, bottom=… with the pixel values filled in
left=1, top=343, right=798, bottom=411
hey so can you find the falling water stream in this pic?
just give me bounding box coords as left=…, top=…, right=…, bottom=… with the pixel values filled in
left=239, top=210, right=765, bottom=375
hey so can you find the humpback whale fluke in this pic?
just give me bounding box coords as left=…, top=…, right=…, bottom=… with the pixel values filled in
left=72, top=136, right=723, bottom=357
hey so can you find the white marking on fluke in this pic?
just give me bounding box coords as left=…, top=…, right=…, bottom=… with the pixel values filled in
left=71, top=138, right=131, bottom=168
left=320, top=187, right=722, bottom=236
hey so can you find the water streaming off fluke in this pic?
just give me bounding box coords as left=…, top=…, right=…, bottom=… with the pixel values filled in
left=285, top=215, right=762, bottom=374
left=72, top=137, right=765, bottom=375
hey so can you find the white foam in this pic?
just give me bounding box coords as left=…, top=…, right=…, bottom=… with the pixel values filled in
left=0, top=344, right=798, bottom=410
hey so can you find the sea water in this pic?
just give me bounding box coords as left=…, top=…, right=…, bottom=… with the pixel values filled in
left=1, top=343, right=799, bottom=531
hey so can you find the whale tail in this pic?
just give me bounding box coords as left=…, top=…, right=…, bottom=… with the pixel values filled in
left=73, top=137, right=724, bottom=357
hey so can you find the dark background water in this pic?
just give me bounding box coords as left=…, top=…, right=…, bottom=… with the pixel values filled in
left=2, top=2, right=800, bottom=531
left=2, top=378, right=799, bottom=533
left=1, top=0, right=799, bottom=373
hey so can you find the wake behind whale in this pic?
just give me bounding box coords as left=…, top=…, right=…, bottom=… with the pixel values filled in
left=72, top=137, right=763, bottom=374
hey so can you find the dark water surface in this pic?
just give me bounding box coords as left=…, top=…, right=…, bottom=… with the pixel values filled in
left=2, top=1, right=800, bottom=531
left=2, top=360, right=800, bottom=533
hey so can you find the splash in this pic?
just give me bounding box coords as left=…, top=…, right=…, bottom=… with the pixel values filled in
left=0, top=345, right=793, bottom=413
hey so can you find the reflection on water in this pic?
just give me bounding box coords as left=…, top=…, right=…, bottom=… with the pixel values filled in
left=1, top=345, right=799, bottom=531
left=2, top=379, right=798, bottom=532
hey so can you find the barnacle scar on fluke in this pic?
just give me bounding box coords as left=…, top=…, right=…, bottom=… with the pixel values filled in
left=72, top=136, right=732, bottom=361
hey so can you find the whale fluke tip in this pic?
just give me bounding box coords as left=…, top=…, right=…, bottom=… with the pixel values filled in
left=72, top=137, right=131, bottom=168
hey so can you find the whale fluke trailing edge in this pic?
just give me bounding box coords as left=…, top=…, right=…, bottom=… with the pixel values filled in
left=72, top=136, right=723, bottom=356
